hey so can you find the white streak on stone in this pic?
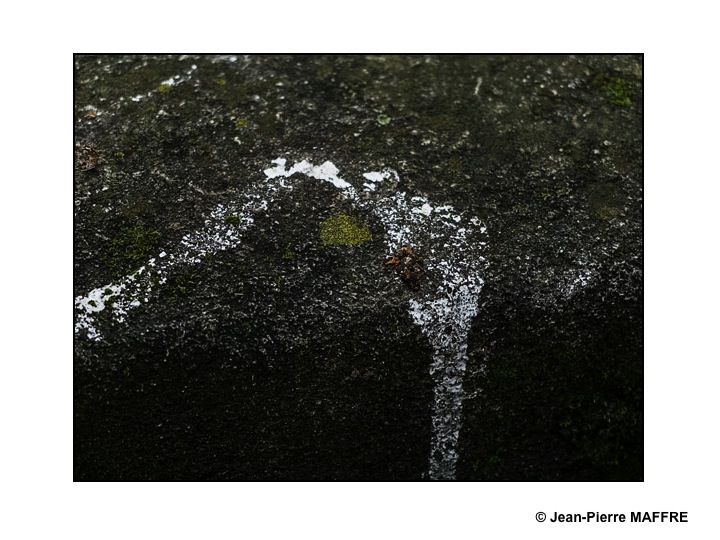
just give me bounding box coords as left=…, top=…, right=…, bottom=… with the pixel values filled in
left=474, top=76, right=483, bottom=95
left=75, top=158, right=488, bottom=482
left=408, top=280, right=483, bottom=480
left=360, top=173, right=487, bottom=480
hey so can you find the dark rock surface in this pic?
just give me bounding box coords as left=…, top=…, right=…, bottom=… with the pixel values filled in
left=74, top=54, right=642, bottom=481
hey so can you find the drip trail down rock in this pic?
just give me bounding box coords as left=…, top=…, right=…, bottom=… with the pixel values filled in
left=74, top=158, right=488, bottom=479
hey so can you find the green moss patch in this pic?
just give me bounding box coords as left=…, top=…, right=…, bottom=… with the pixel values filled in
left=282, top=245, right=296, bottom=261
left=108, top=224, right=161, bottom=277
left=587, top=182, right=624, bottom=221
left=224, top=215, right=241, bottom=227
left=593, top=74, right=634, bottom=107
left=319, top=214, right=372, bottom=246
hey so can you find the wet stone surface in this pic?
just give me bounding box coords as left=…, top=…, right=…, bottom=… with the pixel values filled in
left=74, top=54, right=642, bottom=480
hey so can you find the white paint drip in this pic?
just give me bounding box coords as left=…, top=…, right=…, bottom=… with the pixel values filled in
left=74, top=158, right=488, bottom=480
left=362, top=178, right=486, bottom=479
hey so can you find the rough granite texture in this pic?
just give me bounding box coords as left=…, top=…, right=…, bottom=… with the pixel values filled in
left=74, top=54, right=642, bottom=481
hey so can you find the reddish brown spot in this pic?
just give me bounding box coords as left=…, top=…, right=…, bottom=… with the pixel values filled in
left=384, top=245, right=424, bottom=290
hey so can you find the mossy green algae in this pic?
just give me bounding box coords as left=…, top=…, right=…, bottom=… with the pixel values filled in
left=319, top=214, right=371, bottom=246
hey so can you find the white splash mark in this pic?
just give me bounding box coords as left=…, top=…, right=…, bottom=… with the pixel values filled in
left=362, top=169, right=398, bottom=192
left=75, top=158, right=487, bottom=480
left=412, top=202, right=433, bottom=216
left=264, top=158, right=354, bottom=191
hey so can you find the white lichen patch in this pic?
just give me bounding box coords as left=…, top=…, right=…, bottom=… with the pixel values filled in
left=75, top=157, right=488, bottom=480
